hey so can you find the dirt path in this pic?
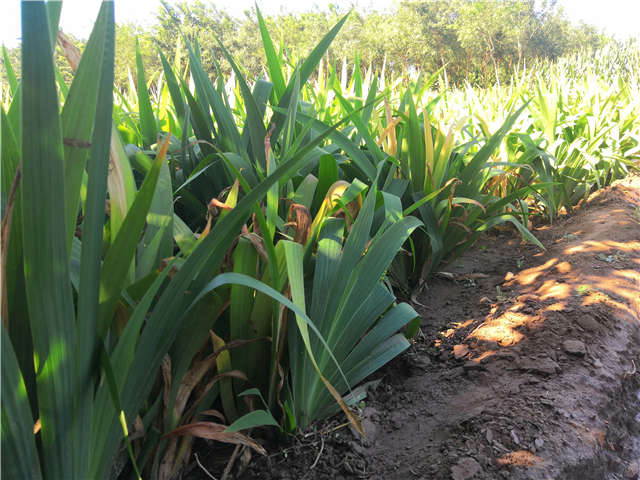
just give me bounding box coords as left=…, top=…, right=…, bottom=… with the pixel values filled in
left=194, top=177, right=640, bottom=480
left=359, top=176, right=640, bottom=480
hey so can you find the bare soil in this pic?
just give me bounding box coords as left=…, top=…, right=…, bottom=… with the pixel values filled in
left=188, top=176, right=640, bottom=480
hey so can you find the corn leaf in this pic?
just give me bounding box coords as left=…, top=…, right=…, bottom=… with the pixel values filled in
left=98, top=138, right=169, bottom=336
left=73, top=3, right=115, bottom=475
left=135, top=38, right=158, bottom=147
left=2, top=46, right=18, bottom=96
left=255, top=4, right=286, bottom=102
left=1, top=328, right=42, bottom=479
left=21, top=3, right=75, bottom=476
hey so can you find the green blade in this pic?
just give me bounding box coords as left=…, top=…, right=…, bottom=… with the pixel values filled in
left=136, top=152, right=173, bottom=279
left=477, top=214, right=544, bottom=249
left=107, top=123, right=137, bottom=243
left=172, top=212, right=197, bottom=255
left=324, top=215, right=421, bottom=370
left=312, top=155, right=339, bottom=213
left=185, top=39, right=242, bottom=153
left=135, top=38, right=157, bottom=147
left=157, top=48, right=185, bottom=123
left=229, top=236, right=259, bottom=383
left=216, top=38, right=267, bottom=168
left=98, top=147, right=167, bottom=337
left=334, top=90, right=385, bottom=164
left=271, top=12, right=350, bottom=141
left=319, top=187, right=377, bottom=339
left=458, top=104, right=528, bottom=196
left=45, top=1, right=61, bottom=47
left=73, top=2, right=115, bottom=476
left=342, top=304, right=417, bottom=377
left=2, top=46, right=18, bottom=95
left=1, top=328, right=42, bottom=479
left=59, top=1, right=112, bottom=250
left=1, top=108, right=36, bottom=412
left=90, top=110, right=353, bottom=478
left=200, top=269, right=353, bottom=428
left=331, top=283, right=394, bottom=364
left=224, top=409, right=280, bottom=433
left=21, top=3, right=76, bottom=477
left=288, top=109, right=377, bottom=181
left=407, top=95, right=426, bottom=192
left=255, top=4, right=286, bottom=102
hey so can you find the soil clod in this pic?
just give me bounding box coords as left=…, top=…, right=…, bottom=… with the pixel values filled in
left=451, top=457, right=482, bottom=480
left=562, top=339, right=587, bottom=356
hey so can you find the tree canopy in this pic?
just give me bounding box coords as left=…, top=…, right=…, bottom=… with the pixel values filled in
left=1, top=0, right=631, bottom=90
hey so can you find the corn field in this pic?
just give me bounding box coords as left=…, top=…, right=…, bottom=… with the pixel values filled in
left=1, top=2, right=639, bottom=479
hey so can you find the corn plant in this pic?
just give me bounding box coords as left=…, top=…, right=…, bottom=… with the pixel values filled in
left=29, top=9, right=423, bottom=476
left=523, top=73, right=640, bottom=216
left=1, top=3, right=377, bottom=478
left=154, top=6, right=419, bottom=434
left=282, top=186, right=421, bottom=428
left=303, top=71, right=541, bottom=292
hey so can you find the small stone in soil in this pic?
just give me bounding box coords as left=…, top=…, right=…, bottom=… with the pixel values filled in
left=534, top=437, right=544, bottom=449
left=562, top=339, right=587, bottom=356
left=451, top=457, right=482, bottom=480
left=539, top=397, right=555, bottom=407
left=485, top=429, right=494, bottom=442
left=518, top=357, right=560, bottom=375
left=625, top=461, right=639, bottom=479
left=575, top=314, right=600, bottom=332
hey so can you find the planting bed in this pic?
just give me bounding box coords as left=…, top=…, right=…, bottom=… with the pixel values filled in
left=188, top=176, right=640, bottom=480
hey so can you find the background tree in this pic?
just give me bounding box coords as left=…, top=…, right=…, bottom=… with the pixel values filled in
left=0, top=0, right=630, bottom=91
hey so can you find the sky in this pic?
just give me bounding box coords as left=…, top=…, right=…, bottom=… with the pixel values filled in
left=1, top=0, right=639, bottom=49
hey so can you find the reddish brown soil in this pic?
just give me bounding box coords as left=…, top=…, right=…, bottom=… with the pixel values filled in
left=188, top=177, right=640, bottom=480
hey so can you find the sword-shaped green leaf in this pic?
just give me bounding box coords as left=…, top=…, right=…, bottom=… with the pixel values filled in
left=1, top=328, right=42, bottom=479
left=21, top=3, right=75, bottom=477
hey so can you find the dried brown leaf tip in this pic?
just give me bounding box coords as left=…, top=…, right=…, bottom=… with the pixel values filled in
left=162, top=421, right=267, bottom=456
left=288, top=203, right=312, bottom=244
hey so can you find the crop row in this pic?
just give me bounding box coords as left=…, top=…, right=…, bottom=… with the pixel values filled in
left=2, top=3, right=638, bottom=479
